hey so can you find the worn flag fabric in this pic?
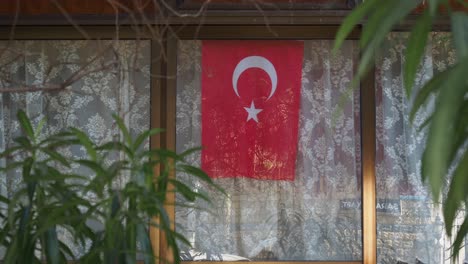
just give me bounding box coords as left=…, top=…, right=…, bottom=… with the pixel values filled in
left=201, top=40, right=304, bottom=180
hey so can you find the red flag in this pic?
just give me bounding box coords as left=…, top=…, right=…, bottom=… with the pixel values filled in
left=201, top=40, right=303, bottom=181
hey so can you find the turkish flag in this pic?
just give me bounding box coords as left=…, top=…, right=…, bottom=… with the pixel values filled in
left=201, top=40, right=303, bottom=181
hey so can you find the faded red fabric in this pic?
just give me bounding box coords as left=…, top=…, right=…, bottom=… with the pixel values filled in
left=201, top=40, right=303, bottom=180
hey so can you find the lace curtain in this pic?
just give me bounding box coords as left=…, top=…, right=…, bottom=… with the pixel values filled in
left=2, top=35, right=459, bottom=263
left=375, top=32, right=465, bottom=263
left=0, top=40, right=150, bottom=255
left=175, top=40, right=362, bottom=261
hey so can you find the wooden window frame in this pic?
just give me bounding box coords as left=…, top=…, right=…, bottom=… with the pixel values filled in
left=0, top=26, right=160, bottom=264
left=0, top=24, right=376, bottom=264
left=176, top=0, right=358, bottom=11
left=161, top=25, right=375, bottom=264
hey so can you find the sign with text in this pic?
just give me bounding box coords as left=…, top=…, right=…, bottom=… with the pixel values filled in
left=340, top=199, right=401, bottom=214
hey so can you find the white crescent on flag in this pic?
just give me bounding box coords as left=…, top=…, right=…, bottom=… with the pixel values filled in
left=232, top=56, right=278, bottom=100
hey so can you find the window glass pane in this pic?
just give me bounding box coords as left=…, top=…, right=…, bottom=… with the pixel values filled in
left=376, top=32, right=467, bottom=263
left=0, top=40, right=151, bottom=257
left=176, top=40, right=362, bottom=261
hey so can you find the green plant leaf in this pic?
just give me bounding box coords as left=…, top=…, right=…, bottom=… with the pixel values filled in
left=422, top=59, right=468, bottom=200
left=0, top=223, right=10, bottom=249
left=177, top=164, right=211, bottom=183
left=154, top=201, right=181, bottom=264
left=3, top=235, right=19, bottom=263
left=0, top=110, right=222, bottom=264
left=141, top=149, right=182, bottom=160
left=356, top=48, right=372, bottom=82
left=416, top=114, right=433, bottom=132
left=361, top=0, right=421, bottom=50
left=169, top=179, right=211, bottom=203
left=443, top=150, right=468, bottom=236
left=333, top=0, right=379, bottom=53
left=404, top=10, right=433, bottom=96
left=410, top=66, right=452, bottom=123
left=133, top=128, right=164, bottom=151
left=428, top=0, right=441, bottom=15
left=58, top=250, right=69, bottom=264
left=179, top=147, right=202, bottom=159
left=70, top=128, right=97, bottom=161
left=0, top=146, right=22, bottom=158
left=41, top=148, right=70, bottom=167
left=447, top=102, right=468, bottom=164
left=44, top=227, right=60, bottom=264
left=136, top=223, right=154, bottom=264
left=39, top=131, right=78, bottom=146
left=177, top=164, right=226, bottom=195
left=44, top=138, right=81, bottom=149
left=59, top=240, right=77, bottom=260
left=168, top=179, right=197, bottom=202
left=18, top=205, right=31, bottom=236
left=34, top=116, right=47, bottom=139
left=110, top=192, right=122, bottom=217
left=125, top=221, right=137, bottom=264
left=14, top=136, right=32, bottom=149
left=7, top=189, right=27, bottom=227
left=0, top=194, right=9, bottom=205
left=113, top=114, right=132, bottom=146
left=0, top=161, right=25, bottom=173
left=22, top=157, right=34, bottom=191
left=17, top=110, right=35, bottom=141
left=355, top=0, right=422, bottom=81
left=76, top=159, right=106, bottom=175
left=451, top=12, right=468, bottom=58
left=451, top=215, right=468, bottom=260
left=105, top=219, right=126, bottom=264
left=96, top=141, right=133, bottom=158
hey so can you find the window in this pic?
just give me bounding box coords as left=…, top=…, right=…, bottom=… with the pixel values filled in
left=0, top=38, right=151, bottom=257
left=156, top=26, right=366, bottom=264
left=375, top=32, right=464, bottom=263
left=0, top=23, right=465, bottom=264
left=175, top=39, right=361, bottom=261
left=166, top=26, right=467, bottom=264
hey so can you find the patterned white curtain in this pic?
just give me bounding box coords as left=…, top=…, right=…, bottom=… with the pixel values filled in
left=5, top=36, right=460, bottom=263
left=376, top=32, right=466, bottom=264
left=175, top=40, right=362, bottom=261
left=0, top=40, right=151, bottom=255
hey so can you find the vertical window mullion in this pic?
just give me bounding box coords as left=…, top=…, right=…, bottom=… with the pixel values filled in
left=159, top=31, right=179, bottom=264
left=150, top=35, right=165, bottom=264
left=361, top=65, right=377, bottom=264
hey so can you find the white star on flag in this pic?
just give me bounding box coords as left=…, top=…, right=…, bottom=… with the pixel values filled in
left=244, top=101, right=263, bottom=123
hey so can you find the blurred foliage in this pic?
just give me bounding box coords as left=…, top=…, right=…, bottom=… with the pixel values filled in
left=0, top=110, right=221, bottom=264
left=334, top=0, right=468, bottom=259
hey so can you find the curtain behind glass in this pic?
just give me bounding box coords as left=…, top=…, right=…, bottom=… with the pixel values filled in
left=0, top=40, right=151, bottom=256
left=176, top=40, right=362, bottom=261
left=376, top=32, right=466, bottom=264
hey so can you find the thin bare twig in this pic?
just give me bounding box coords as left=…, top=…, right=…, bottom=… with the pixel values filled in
left=60, top=44, right=116, bottom=87
left=250, top=0, right=279, bottom=37
left=159, top=0, right=211, bottom=18
left=9, top=0, right=20, bottom=41
left=0, top=84, right=64, bottom=93
left=0, top=58, right=117, bottom=94
left=105, top=0, right=121, bottom=40
left=51, top=0, right=91, bottom=40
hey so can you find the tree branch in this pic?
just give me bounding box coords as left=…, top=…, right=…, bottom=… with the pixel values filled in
left=0, top=84, right=65, bottom=93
